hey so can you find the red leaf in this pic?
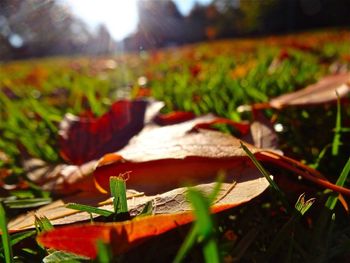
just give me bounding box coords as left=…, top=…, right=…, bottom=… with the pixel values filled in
left=154, top=111, right=195, bottom=125
left=190, top=118, right=250, bottom=135
left=59, top=100, right=161, bottom=164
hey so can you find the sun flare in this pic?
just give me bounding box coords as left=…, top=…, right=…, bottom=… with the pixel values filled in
left=63, top=0, right=138, bottom=40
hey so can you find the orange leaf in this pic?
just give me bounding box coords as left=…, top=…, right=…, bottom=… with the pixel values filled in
left=37, top=213, right=195, bottom=258
left=36, top=176, right=269, bottom=258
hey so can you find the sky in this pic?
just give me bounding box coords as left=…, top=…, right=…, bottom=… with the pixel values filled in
left=61, top=0, right=212, bottom=41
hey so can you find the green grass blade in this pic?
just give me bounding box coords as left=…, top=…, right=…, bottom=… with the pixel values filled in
left=66, top=203, right=114, bottom=217
left=10, top=231, right=36, bottom=252
left=189, top=189, right=219, bottom=263
left=138, top=201, right=153, bottom=217
left=34, top=215, right=53, bottom=233
left=240, top=142, right=291, bottom=212
left=325, top=157, right=350, bottom=210
left=265, top=214, right=297, bottom=259
left=310, top=144, right=331, bottom=170
left=4, top=198, right=52, bottom=209
left=294, top=193, right=316, bottom=216
left=96, top=240, right=112, bottom=263
left=110, top=176, right=128, bottom=214
left=207, top=172, right=224, bottom=204
left=174, top=187, right=220, bottom=263
left=0, top=230, right=36, bottom=252
left=203, top=238, right=220, bottom=263
left=0, top=202, right=13, bottom=263
left=267, top=194, right=315, bottom=259
left=187, top=189, right=212, bottom=239
left=173, top=226, right=198, bottom=263
left=332, top=94, right=342, bottom=156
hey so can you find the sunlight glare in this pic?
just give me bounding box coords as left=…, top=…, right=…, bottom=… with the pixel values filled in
left=64, top=0, right=138, bottom=40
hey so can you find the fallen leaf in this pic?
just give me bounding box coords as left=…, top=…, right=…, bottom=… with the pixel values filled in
left=190, top=118, right=250, bottom=135
left=26, top=99, right=350, bottom=198
left=230, top=60, right=256, bottom=79
left=9, top=172, right=268, bottom=232
left=28, top=102, right=277, bottom=194
left=24, top=158, right=98, bottom=194
left=135, top=87, right=152, bottom=98
left=154, top=111, right=195, bottom=125
left=37, top=213, right=195, bottom=258
left=93, top=120, right=262, bottom=194
left=22, top=67, right=48, bottom=88
left=36, top=177, right=269, bottom=258
left=252, top=73, right=350, bottom=109
left=269, top=73, right=350, bottom=108
left=189, top=63, right=202, bottom=78
left=92, top=112, right=350, bottom=197
left=268, top=49, right=291, bottom=73
left=10, top=96, right=350, bottom=258
left=59, top=99, right=164, bottom=164
left=241, top=111, right=279, bottom=151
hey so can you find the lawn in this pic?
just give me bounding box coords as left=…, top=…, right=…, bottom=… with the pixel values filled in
left=1, top=29, right=350, bottom=262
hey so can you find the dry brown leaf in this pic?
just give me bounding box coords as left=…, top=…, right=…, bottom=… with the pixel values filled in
left=242, top=111, right=279, bottom=151
left=24, top=158, right=98, bottom=193
left=238, top=73, right=350, bottom=111
left=26, top=113, right=275, bottom=194
left=38, top=177, right=268, bottom=258
left=93, top=116, right=262, bottom=193
left=269, top=73, right=350, bottom=108
left=9, top=169, right=268, bottom=232
left=22, top=103, right=350, bottom=198
left=94, top=116, right=350, bottom=197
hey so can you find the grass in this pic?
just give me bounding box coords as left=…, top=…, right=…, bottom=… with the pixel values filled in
left=174, top=182, right=222, bottom=263
left=325, top=157, right=350, bottom=210
left=1, top=29, right=350, bottom=262
left=240, top=142, right=290, bottom=211
left=65, top=176, right=129, bottom=222
left=0, top=202, right=13, bottom=263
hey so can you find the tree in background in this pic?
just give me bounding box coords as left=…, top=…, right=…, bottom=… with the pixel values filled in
left=0, top=0, right=116, bottom=60
left=124, top=0, right=350, bottom=51
left=130, top=0, right=185, bottom=49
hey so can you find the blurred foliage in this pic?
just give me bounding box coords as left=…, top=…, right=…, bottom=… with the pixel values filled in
left=0, top=0, right=116, bottom=60
left=125, top=0, right=350, bottom=50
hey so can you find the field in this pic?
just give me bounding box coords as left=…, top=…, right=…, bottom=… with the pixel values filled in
left=1, top=29, right=350, bottom=262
